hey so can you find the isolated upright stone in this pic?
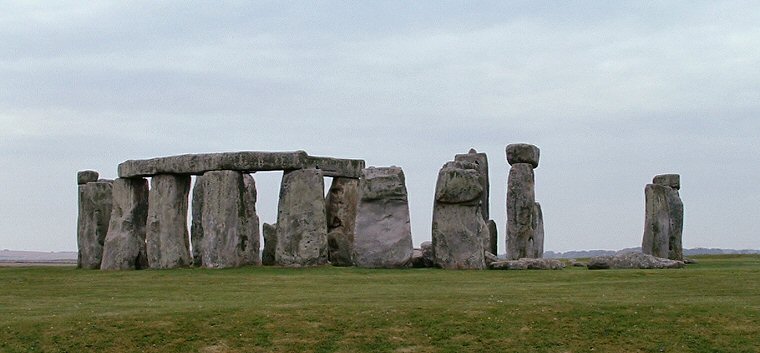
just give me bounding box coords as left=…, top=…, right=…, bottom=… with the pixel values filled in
left=432, top=161, right=488, bottom=269
left=101, top=178, right=149, bottom=270
left=275, top=169, right=328, bottom=267
left=77, top=178, right=113, bottom=269
left=261, top=223, right=277, bottom=265
left=193, top=171, right=260, bottom=268
left=506, top=144, right=542, bottom=260
left=642, top=174, right=683, bottom=260
left=325, top=177, right=359, bottom=266
left=354, top=167, right=413, bottom=268
left=146, top=174, right=192, bottom=269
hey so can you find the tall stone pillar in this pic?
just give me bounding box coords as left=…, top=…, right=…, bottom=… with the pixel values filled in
left=191, top=171, right=260, bottom=268
left=642, top=174, right=684, bottom=260
left=505, top=144, right=542, bottom=260
left=275, top=168, right=329, bottom=267
left=146, top=174, right=192, bottom=269
left=77, top=171, right=113, bottom=269
left=353, top=167, right=413, bottom=268
left=455, top=148, right=496, bottom=254
left=325, top=177, right=360, bottom=266
left=532, top=202, right=544, bottom=258
left=101, top=177, right=149, bottom=270
left=432, top=161, right=488, bottom=269
left=261, top=222, right=277, bottom=265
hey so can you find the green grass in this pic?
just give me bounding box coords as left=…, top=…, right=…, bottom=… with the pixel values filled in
left=1, top=255, right=759, bottom=353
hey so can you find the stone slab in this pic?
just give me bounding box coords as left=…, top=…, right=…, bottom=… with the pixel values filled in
left=118, top=151, right=365, bottom=178
left=101, top=178, right=149, bottom=270
left=275, top=169, right=329, bottom=267
left=77, top=170, right=99, bottom=185
left=77, top=180, right=113, bottom=269
left=146, top=174, right=192, bottom=269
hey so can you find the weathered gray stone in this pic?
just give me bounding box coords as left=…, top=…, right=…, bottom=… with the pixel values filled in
left=101, top=178, right=149, bottom=270
left=432, top=161, right=488, bottom=269
left=118, top=151, right=365, bottom=179
left=325, top=177, right=359, bottom=266
left=411, top=248, right=425, bottom=268
left=484, top=251, right=499, bottom=266
left=421, top=241, right=435, bottom=268
left=146, top=174, right=192, bottom=269
left=454, top=149, right=490, bottom=220
left=587, top=252, right=684, bottom=270
left=532, top=202, right=544, bottom=259
left=77, top=180, right=113, bottom=269
left=642, top=182, right=684, bottom=260
left=653, top=174, right=680, bottom=190
left=77, top=170, right=99, bottom=185
left=434, top=161, right=483, bottom=205
left=262, top=223, right=277, bottom=266
left=488, top=219, right=498, bottom=255
left=275, top=169, right=328, bottom=267
left=506, top=163, right=537, bottom=260
left=506, top=144, right=540, bottom=168
left=354, top=167, right=413, bottom=268
left=489, top=258, right=565, bottom=270
left=193, top=171, right=260, bottom=268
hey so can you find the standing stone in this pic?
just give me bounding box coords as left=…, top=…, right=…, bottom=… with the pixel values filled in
left=532, top=202, right=544, bottom=259
left=642, top=174, right=683, bottom=261
left=193, top=171, right=260, bottom=268
left=275, top=169, right=328, bottom=267
left=488, top=220, right=498, bottom=255
left=146, top=174, right=192, bottom=269
left=506, top=143, right=542, bottom=260
left=354, top=167, right=413, bottom=268
left=325, top=177, right=360, bottom=266
left=101, top=178, right=149, bottom=270
left=77, top=178, right=113, bottom=269
left=262, top=222, right=277, bottom=265
left=432, top=161, right=488, bottom=269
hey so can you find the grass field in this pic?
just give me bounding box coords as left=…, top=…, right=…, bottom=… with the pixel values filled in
left=1, top=255, right=759, bottom=353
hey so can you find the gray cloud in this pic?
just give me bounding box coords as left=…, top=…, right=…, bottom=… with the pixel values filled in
left=1, top=1, right=759, bottom=252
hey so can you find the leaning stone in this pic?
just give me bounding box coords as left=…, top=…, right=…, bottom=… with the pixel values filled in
left=261, top=223, right=277, bottom=266
left=587, top=252, right=684, bottom=270
left=506, top=163, right=536, bottom=260
left=146, top=174, right=192, bottom=269
left=190, top=175, right=205, bottom=266
left=642, top=183, right=684, bottom=260
left=653, top=174, right=680, bottom=190
left=489, top=258, right=565, bottom=270
left=101, top=178, right=149, bottom=270
left=325, top=178, right=359, bottom=266
left=532, top=202, right=544, bottom=259
left=196, top=171, right=260, bottom=268
left=77, top=180, right=113, bottom=269
left=77, top=170, right=99, bottom=185
left=454, top=149, right=490, bottom=220
left=275, top=169, right=328, bottom=267
left=506, top=144, right=540, bottom=168
left=354, top=167, right=413, bottom=268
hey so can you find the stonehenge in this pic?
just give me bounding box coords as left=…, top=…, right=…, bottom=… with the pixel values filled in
left=77, top=147, right=688, bottom=272
left=77, top=173, right=113, bottom=269
left=432, top=160, right=488, bottom=269
left=353, top=167, right=414, bottom=268
left=101, top=178, right=149, bottom=270
left=505, top=144, right=544, bottom=260
left=642, top=174, right=684, bottom=261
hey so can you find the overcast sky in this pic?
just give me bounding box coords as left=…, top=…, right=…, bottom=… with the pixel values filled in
left=1, top=1, right=758, bottom=253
